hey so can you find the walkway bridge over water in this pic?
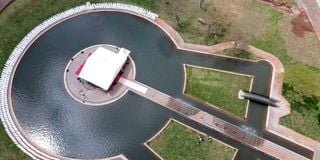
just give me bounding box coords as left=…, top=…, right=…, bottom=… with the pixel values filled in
left=238, top=90, right=280, bottom=107
left=118, top=77, right=308, bottom=160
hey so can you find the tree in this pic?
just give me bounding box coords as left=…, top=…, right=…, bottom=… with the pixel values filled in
left=161, top=0, right=191, bottom=32
left=197, top=5, right=229, bottom=44
left=200, top=0, right=209, bottom=11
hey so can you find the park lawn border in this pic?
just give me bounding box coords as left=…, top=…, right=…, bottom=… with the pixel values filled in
left=144, top=118, right=238, bottom=160
left=182, top=64, right=253, bottom=121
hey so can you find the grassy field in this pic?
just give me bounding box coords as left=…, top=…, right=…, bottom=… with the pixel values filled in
left=148, top=120, right=236, bottom=160
left=185, top=66, right=251, bottom=118
left=280, top=64, right=320, bottom=141
left=163, top=0, right=320, bottom=141
left=0, top=124, right=30, bottom=160
left=157, top=0, right=320, bottom=142
left=241, top=3, right=320, bottom=141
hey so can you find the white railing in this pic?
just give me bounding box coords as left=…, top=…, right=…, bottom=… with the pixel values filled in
left=0, top=2, right=155, bottom=159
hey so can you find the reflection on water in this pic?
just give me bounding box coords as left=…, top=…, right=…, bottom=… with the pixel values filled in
left=31, top=130, right=64, bottom=155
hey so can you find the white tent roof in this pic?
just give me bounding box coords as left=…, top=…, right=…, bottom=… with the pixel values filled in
left=78, top=47, right=130, bottom=90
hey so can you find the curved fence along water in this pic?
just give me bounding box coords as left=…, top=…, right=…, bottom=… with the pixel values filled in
left=0, top=3, right=312, bottom=160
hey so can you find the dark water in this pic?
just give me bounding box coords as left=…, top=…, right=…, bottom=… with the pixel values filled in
left=11, top=12, right=310, bottom=159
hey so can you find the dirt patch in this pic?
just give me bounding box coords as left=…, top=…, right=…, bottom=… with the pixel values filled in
left=290, top=11, right=314, bottom=37
left=259, top=0, right=294, bottom=13
left=279, top=12, right=320, bottom=67
left=210, top=0, right=270, bottom=39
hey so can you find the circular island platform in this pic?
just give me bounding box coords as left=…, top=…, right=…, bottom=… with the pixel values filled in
left=64, top=44, right=136, bottom=106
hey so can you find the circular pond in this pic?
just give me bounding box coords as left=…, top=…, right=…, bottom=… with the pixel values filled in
left=2, top=5, right=277, bottom=160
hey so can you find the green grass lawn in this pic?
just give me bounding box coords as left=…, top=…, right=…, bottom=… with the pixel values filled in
left=185, top=65, right=251, bottom=118
left=0, top=124, right=30, bottom=160
left=246, top=3, right=320, bottom=141
left=280, top=110, right=320, bottom=141
left=173, top=0, right=320, bottom=141
left=148, top=120, right=236, bottom=160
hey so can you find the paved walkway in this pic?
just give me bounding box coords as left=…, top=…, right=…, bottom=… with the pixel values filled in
left=295, top=0, right=320, bottom=41
left=0, top=0, right=13, bottom=13
left=119, top=77, right=308, bottom=160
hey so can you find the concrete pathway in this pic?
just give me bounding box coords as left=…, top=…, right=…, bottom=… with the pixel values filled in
left=119, top=77, right=308, bottom=160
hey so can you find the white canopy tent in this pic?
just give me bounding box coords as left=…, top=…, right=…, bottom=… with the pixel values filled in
left=78, top=47, right=130, bottom=90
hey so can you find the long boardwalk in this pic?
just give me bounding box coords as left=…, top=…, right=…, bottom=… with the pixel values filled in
left=119, top=77, right=308, bottom=160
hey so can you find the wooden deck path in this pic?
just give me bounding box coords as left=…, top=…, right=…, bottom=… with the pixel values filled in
left=119, top=77, right=308, bottom=160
